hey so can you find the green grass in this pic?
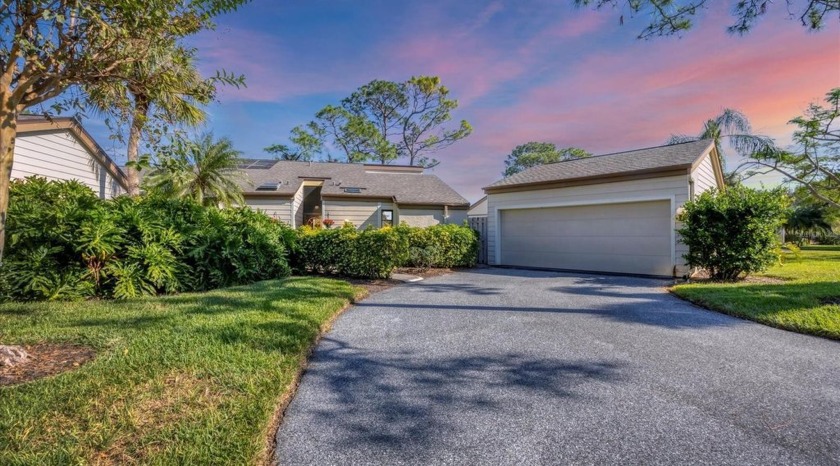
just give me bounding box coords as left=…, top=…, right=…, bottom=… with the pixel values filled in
left=672, top=246, right=840, bottom=339
left=0, top=277, right=360, bottom=465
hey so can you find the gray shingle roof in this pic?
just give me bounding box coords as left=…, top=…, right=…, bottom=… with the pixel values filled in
left=240, top=160, right=469, bottom=206
left=485, top=139, right=714, bottom=191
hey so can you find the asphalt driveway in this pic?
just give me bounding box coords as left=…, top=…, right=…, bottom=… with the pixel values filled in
left=275, top=269, right=840, bottom=465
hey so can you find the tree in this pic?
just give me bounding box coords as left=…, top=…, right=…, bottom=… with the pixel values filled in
left=786, top=204, right=834, bottom=244
left=502, top=142, right=591, bottom=177
left=0, top=0, right=246, bottom=258
left=276, top=76, right=472, bottom=167
left=739, top=88, right=840, bottom=209
left=86, top=43, right=242, bottom=196
left=144, top=133, right=246, bottom=207
left=264, top=124, right=326, bottom=161
left=575, top=0, right=839, bottom=39
left=668, top=108, right=773, bottom=184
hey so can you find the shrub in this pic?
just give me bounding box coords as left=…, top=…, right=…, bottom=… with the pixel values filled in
left=0, top=177, right=294, bottom=301
left=677, top=186, right=789, bottom=280
left=394, top=223, right=478, bottom=268
left=295, top=225, right=406, bottom=278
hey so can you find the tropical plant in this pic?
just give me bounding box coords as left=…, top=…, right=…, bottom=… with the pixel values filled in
left=502, top=142, right=591, bottom=177
left=668, top=108, right=774, bottom=184
left=0, top=0, right=247, bottom=259
left=786, top=204, right=834, bottom=245
left=677, top=186, right=789, bottom=280
left=145, top=133, right=247, bottom=207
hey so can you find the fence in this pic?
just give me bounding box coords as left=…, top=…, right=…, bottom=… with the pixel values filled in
left=467, top=216, right=488, bottom=264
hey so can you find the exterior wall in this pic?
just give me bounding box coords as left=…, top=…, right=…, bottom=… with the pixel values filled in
left=292, top=185, right=305, bottom=228
left=468, top=197, right=488, bottom=217
left=486, top=174, right=692, bottom=276
left=399, top=207, right=445, bottom=227
left=690, top=153, right=719, bottom=198
left=324, top=199, right=394, bottom=229
left=13, top=131, right=123, bottom=198
left=244, top=196, right=293, bottom=226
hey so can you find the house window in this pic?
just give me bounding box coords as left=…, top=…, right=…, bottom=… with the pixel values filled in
left=381, top=209, right=393, bottom=227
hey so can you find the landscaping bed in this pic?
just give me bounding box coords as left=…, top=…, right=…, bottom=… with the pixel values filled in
left=0, top=277, right=361, bottom=464
left=672, top=246, right=840, bottom=340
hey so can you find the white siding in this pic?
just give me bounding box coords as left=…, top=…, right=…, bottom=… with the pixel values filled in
left=468, top=197, right=488, bottom=217
left=13, top=131, right=123, bottom=198
left=245, top=196, right=293, bottom=226
left=448, top=209, right=468, bottom=225
left=292, top=185, right=305, bottom=228
left=325, top=200, right=394, bottom=229
left=487, top=175, right=692, bottom=276
left=690, top=153, right=719, bottom=198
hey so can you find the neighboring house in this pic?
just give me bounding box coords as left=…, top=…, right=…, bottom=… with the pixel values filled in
left=483, top=139, right=723, bottom=278
left=14, top=116, right=127, bottom=198
left=239, top=160, right=470, bottom=228
left=468, top=196, right=487, bottom=217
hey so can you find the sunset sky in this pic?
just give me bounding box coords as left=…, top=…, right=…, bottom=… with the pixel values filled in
left=86, top=0, right=840, bottom=202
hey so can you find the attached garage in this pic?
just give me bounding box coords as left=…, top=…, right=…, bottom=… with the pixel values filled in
left=484, top=140, right=724, bottom=277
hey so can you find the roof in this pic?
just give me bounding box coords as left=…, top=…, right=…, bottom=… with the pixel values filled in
left=16, top=115, right=129, bottom=190
left=484, top=139, right=715, bottom=192
left=240, top=160, right=470, bottom=207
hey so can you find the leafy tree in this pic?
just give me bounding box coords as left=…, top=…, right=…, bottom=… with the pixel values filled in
left=264, top=124, right=326, bottom=161
left=0, top=0, right=246, bottom=259
left=786, top=204, right=834, bottom=243
left=677, top=186, right=789, bottom=280
left=739, top=88, right=840, bottom=210
left=145, top=133, right=246, bottom=207
left=277, top=76, right=471, bottom=167
left=575, top=0, right=839, bottom=39
left=503, top=142, right=591, bottom=177
left=668, top=108, right=773, bottom=183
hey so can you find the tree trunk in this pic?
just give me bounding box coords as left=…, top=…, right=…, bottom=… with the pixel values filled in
left=125, top=96, right=149, bottom=196
left=0, top=112, right=17, bottom=262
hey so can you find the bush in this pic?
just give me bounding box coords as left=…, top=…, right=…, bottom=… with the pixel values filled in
left=394, top=223, right=478, bottom=268
left=295, top=225, right=406, bottom=278
left=0, top=177, right=294, bottom=301
left=677, top=186, right=789, bottom=280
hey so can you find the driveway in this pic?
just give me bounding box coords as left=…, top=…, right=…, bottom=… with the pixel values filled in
left=275, top=269, right=840, bottom=465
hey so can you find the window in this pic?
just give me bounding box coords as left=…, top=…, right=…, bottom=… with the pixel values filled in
left=381, top=209, right=393, bottom=227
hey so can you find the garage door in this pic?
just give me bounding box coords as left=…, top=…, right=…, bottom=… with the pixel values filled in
left=499, top=200, right=673, bottom=276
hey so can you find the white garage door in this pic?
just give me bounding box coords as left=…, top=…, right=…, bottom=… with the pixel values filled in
left=499, top=200, right=673, bottom=276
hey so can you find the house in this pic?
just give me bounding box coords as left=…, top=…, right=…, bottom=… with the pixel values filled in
left=239, top=160, right=470, bottom=228
left=482, top=139, right=723, bottom=277
left=14, top=116, right=127, bottom=198
left=468, top=196, right=488, bottom=217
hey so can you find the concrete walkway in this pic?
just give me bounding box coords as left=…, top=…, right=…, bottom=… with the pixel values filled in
left=276, top=268, right=840, bottom=465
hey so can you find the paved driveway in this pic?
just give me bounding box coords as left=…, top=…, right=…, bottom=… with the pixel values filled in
left=276, top=269, right=840, bottom=465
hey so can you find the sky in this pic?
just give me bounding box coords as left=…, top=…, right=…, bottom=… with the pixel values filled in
left=82, top=0, right=840, bottom=203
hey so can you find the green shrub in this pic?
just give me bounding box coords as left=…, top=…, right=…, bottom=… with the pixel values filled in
left=0, top=177, right=294, bottom=301
left=394, top=223, right=478, bottom=268
left=677, top=186, right=789, bottom=280
left=295, top=225, right=406, bottom=278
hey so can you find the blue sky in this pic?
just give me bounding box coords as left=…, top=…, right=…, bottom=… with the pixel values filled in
left=79, top=0, right=839, bottom=202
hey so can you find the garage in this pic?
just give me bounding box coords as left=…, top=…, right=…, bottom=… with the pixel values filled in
left=499, top=200, right=673, bottom=276
left=482, top=140, right=726, bottom=278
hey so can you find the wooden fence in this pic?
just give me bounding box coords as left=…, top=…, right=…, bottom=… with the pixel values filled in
left=468, top=216, right=488, bottom=264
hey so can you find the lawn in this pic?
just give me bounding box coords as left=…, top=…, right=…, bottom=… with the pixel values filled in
left=0, top=277, right=361, bottom=465
left=672, top=246, right=840, bottom=340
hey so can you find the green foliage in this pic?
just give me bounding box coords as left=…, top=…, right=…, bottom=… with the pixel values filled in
left=574, top=0, right=837, bottom=39
left=503, top=142, right=591, bottom=177
left=144, top=133, right=247, bottom=207
left=0, top=177, right=293, bottom=301
left=677, top=186, right=790, bottom=280
left=294, top=223, right=479, bottom=279
left=271, top=76, right=471, bottom=167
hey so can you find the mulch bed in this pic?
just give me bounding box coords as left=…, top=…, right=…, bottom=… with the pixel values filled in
left=686, top=270, right=787, bottom=285
left=0, top=343, right=96, bottom=386
left=345, top=267, right=456, bottom=296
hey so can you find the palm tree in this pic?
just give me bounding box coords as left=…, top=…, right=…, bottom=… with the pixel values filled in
left=786, top=204, right=834, bottom=244
left=86, top=42, right=216, bottom=196
left=145, top=133, right=246, bottom=207
left=668, top=109, right=774, bottom=184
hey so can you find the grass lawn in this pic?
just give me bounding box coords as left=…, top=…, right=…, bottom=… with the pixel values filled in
left=672, top=246, right=840, bottom=340
left=0, top=277, right=361, bottom=465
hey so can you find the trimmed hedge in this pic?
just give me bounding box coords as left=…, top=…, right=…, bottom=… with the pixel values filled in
left=294, top=223, right=479, bottom=278
left=1, top=177, right=295, bottom=301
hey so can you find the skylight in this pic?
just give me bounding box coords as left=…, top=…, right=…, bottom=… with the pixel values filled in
left=343, top=187, right=362, bottom=194
left=256, top=182, right=279, bottom=191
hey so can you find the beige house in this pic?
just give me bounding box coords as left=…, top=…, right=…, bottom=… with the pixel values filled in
left=14, top=116, right=127, bottom=198
left=483, top=140, right=724, bottom=278
left=240, top=160, right=469, bottom=229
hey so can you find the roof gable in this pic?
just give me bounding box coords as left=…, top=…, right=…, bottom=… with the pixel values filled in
left=484, top=139, right=715, bottom=193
